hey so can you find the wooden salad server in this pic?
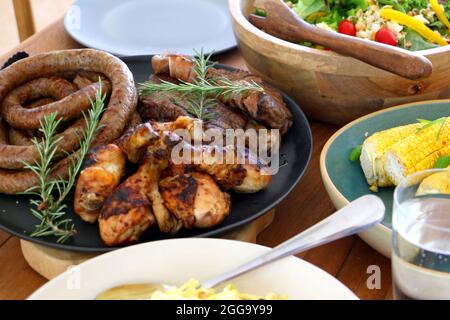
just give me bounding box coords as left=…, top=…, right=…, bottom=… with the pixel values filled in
left=248, top=0, right=433, bottom=80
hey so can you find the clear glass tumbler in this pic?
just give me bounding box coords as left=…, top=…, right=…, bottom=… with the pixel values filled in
left=392, top=169, right=450, bottom=300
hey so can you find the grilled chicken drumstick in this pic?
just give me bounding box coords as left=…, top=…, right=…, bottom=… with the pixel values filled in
left=99, top=157, right=157, bottom=247
left=156, top=131, right=273, bottom=193
left=141, top=150, right=183, bottom=234
left=74, top=144, right=126, bottom=223
left=99, top=150, right=181, bottom=246
left=116, top=122, right=159, bottom=163
left=160, top=172, right=231, bottom=229
left=74, top=123, right=158, bottom=223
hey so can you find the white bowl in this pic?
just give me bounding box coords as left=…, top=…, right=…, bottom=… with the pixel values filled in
left=28, top=238, right=357, bottom=300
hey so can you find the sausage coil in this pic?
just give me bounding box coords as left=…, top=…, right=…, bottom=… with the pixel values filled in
left=0, top=49, right=137, bottom=194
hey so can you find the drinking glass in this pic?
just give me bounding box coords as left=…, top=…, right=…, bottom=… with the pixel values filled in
left=392, top=169, right=450, bottom=300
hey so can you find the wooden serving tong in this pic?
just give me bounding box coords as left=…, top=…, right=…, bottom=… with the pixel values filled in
left=248, top=0, right=433, bottom=80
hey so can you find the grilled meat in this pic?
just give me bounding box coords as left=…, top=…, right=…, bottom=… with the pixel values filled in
left=151, top=54, right=293, bottom=134
left=99, top=161, right=156, bottom=246
left=74, top=144, right=126, bottom=223
left=141, top=151, right=182, bottom=234
left=139, top=77, right=280, bottom=153
left=160, top=172, right=230, bottom=229
left=139, top=74, right=249, bottom=130
left=116, top=122, right=160, bottom=163
left=75, top=120, right=160, bottom=224
left=152, top=129, right=273, bottom=193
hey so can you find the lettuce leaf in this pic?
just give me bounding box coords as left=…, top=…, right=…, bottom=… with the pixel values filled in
left=402, top=29, right=439, bottom=51
left=293, top=0, right=328, bottom=19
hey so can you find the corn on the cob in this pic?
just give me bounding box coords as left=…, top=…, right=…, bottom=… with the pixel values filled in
left=385, top=119, right=450, bottom=185
left=416, top=170, right=450, bottom=196
left=360, top=123, right=421, bottom=191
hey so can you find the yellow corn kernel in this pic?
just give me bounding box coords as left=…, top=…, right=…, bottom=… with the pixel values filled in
left=385, top=119, right=450, bottom=185
left=360, top=123, right=421, bottom=189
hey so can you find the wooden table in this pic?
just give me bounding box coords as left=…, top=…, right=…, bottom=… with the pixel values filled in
left=0, top=18, right=392, bottom=300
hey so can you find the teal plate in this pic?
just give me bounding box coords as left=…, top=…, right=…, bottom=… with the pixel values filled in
left=320, top=100, right=450, bottom=257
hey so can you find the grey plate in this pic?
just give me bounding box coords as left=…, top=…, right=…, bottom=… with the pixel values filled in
left=0, top=56, right=312, bottom=252
left=64, top=0, right=237, bottom=56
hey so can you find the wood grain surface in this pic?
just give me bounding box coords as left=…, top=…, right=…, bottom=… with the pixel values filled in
left=0, top=18, right=392, bottom=300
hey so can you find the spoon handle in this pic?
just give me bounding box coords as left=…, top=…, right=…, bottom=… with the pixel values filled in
left=250, top=0, right=432, bottom=80
left=202, top=195, right=385, bottom=289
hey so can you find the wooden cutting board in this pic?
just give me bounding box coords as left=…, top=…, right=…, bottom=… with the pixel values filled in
left=21, top=210, right=275, bottom=280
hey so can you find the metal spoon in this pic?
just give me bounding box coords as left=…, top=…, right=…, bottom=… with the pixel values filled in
left=97, top=195, right=385, bottom=299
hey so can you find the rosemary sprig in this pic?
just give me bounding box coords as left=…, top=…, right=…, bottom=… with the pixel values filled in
left=185, top=96, right=218, bottom=121
left=139, top=76, right=263, bottom=101
left=139, top=49, right=263, bottom=121
left=186, top=49, right=218, bottom=121
left=21, top=79, right=106, bottom=243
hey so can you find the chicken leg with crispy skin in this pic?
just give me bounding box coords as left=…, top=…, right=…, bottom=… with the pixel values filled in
left=116, top=122, right=160, bottom=163
left=159, top=172, right=230, bottom=229
left=157, top=130, right=273, bottom=193
left=119, top=119, right=272, bottom=193
left=99, top=150, right=182, bottom=246
left=99, top=160, right=156, bottom=246
left=142, top=150, right=182, bottom=234
left=75, top=122, right=159, bottom=223
left=74, top=144, right=126, bottom=223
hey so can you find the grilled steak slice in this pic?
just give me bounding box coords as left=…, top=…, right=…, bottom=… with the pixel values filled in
left=151, top=54, right=293, bottom=134
left=138, top=74, right=248, bottom=130
left=206, top=68, right=293, bottom=134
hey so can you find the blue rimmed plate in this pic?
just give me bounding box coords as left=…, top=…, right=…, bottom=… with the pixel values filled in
left=320, top=100, right=450, bottom=257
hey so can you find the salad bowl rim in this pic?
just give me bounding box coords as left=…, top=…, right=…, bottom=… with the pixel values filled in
left=229, top=0, right=450, bottom=59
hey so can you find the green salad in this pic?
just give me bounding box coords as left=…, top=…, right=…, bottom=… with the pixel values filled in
left=274, top=0, right=450, bottom=50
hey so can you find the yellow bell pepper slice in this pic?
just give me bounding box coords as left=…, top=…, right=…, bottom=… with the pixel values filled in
left=380, top=8, right=448, bottom=46
left=430, top=0, right=450, bottom=31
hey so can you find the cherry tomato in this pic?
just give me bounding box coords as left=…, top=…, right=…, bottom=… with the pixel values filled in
left=338, top=20, right=357, bottom=36
left=375, top=28, right=398, bottom=46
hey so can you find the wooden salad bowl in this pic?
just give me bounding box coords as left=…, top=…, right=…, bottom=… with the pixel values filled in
left=229, top=0, right=450, bottom=125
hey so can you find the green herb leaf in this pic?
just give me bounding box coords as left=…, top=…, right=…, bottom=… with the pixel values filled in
left=349, top=145, right=362, bottom=162
left=402, top=29, right=439, bottom=51
left=21, top=78, right=106, bottom=243
left=435, top=155, right=450, bottom=168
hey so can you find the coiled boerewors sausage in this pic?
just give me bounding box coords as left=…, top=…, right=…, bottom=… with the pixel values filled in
left=2, top=76, right=110, bottom=130
left=25, top=97, right=55, bottom=109
left=0, top=118, right=8, bottom=144
left=0, top=76, right=109, bottom=169
left=0, top=49, right=137, bottom=194
left=8, top=128, right=33, bottom=146
left=0, top=117, right=87, bottom=170
left=8, top=97, right=56, bottom=146
left=6, top=77, right=83, bottom=148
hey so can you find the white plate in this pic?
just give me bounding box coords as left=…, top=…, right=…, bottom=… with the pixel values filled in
left=28, top=238, right=358, bottom=300
left=64, top=0, right=237, bottom=56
